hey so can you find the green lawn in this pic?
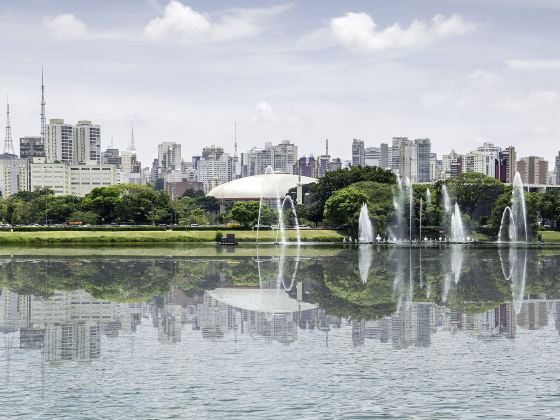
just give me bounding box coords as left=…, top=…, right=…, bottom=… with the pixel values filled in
left=540, top=231, right=560, bottom=242
left=0, top=229, right=345, bottom=244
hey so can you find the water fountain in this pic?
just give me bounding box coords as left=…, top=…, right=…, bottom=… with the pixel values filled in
left=441, top=184, right=466, bottom=243
left=426, top=188, right=432, bottom=206
left=390, top=174, right=415, bottom=242
left=391, top=174, right=405, bottom=240
left=450, top=203, right=466, bottom=243
left=498, top=172, right=529, bottom=242
left=255, top=166, right=301, bottom=245
left=358, top=203, right=374, bottom=243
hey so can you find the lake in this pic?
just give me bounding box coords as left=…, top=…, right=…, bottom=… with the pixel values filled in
left=1, top=244, right=560, bottom=418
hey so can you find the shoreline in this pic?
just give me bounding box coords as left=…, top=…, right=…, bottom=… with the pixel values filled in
left=0, top=229, right=345, bottom=244
left=0, top=229, right=558, bottom=245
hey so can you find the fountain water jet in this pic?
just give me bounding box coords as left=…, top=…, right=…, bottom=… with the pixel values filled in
left=358, top=203, right=374, bottom=243
left=358, top=245, right=372, bottom=285
left=498, top=172, right=529, bottom=242
left=450, top=203, right=466, bottom=243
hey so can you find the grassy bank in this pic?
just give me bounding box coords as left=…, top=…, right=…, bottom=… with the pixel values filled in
left=540, top=231, right=560, bottom=242
left=0, top=229, right=345, bottom=244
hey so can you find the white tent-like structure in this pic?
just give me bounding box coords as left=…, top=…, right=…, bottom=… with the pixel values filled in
left=207, top=173, right=317, bottom=201
left=207, top=288, right=317, bottom=313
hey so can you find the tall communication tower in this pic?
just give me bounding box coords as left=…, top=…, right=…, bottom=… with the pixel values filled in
left=40, top=67, right=46, bottom=144
left=129, top=122, right=136, bottom=151
left=4, top=96, right=14, bottom=155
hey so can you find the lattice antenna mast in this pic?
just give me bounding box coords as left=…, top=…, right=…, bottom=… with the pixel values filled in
left=325, top=138, right=329, bottom=156
left=234, top=122, right=238, bottom=157
left=40, top=67, right=46, bottom=143
left=4, top=96, right=14, bottom=155
left=129, top=122, right=136, bottom=151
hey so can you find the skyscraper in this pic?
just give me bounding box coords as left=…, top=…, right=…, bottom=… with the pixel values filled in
left=364, top=146, right=380, bottom=167
left=20, top=137, right=45, bottom=159
left=45, top=119, right=74, bottom=163
left=158, top=142, right=182, bottom=174
left=517, top=156, right=548, bottom=185
left=414, top=138, right=431, bottom=182
left=74, top=120, right=101, bottom=163
left=555, top=151, right=560, bottom=185
left=380, top=143, right=389, bottom=169
left=391, top=137, right=413, bottom=179
left=351, top=138, right=365, bottom=167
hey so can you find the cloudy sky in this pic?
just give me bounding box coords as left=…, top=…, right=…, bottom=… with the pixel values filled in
left=1, top=0, right=560, bottom=165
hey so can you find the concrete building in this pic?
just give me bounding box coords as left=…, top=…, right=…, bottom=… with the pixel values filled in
left=391, top=137, right=413, bottom=179
left=19, top=136, right=45, bottom=159
left=30, top=159, right=69, bottom=195
left=351, top=138, right=365, bottom=167
left=517, top=156, right=548, bottom=185
left=242, top=141, right=298, bottom=176
left=74, top=120, right=101, bottom=164
left=555, top=152, right=560, bottom=185
left=45, top=119, right=74, bottom=163
left=498, top=146, right=517, bottom=184
left=380, top=143, right=389, bottom=169
left=414, top=138, right=431, bottom=182
left=462, top=150, right=497, bottom=178
left=30, top=158, right=116, bottom=196
left=158, top=142, right=182, bottom=175
left=0, top=158, right=29, bottom=197
left=101, top=148, right=120, bottom=166
left=364, top=146, right=380, bottom=167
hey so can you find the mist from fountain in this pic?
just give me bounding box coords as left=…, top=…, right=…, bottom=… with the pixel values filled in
left=426, top=188, right=432, bottom=206
left=358, top=203, right=374, bottom=243
left=498, top=172, right=529, bottom=242
left=406, top=178, right=413, bottom=242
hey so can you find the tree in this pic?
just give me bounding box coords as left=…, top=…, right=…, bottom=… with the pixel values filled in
left=309, top=166, right=396, bottom=225
left=323, top=187, right=369, bottom=234
left=231, top=201, right=260, bottom=227
left=445, top=173, right=504, bottom=218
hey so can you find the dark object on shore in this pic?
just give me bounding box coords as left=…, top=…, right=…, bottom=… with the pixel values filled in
left=217, top=233, right=238, bottom=245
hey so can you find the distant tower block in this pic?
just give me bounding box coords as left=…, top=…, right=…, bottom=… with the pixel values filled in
left=4, top=97, right=14, bottom=155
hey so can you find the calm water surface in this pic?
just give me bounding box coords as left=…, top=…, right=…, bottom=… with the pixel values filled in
left=1, top=244, right=560, bottom=419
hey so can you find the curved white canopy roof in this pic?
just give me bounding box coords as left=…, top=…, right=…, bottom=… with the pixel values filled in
left=208, top=288, right=317, bottom=313
left=207, top=173, right=317, bottom=200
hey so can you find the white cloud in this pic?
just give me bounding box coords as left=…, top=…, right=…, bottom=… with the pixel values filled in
left=329, top=13, right=476, bottom=53
left=250, top=101, right=306, bottom=127
left=144, top=1, right=288, bottom=43
left=43, top=14, right=88, bottom=39
left=468, top=70, right=502, bottom=86
left=506, top=59, right=560, bottom=70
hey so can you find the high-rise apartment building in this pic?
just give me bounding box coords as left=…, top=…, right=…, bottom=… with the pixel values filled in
left=0, top=159, right=29, bottom=197
left=364, top=146, right=380, bottom=167
left=351, top=139, right=365, bottom=167
left=462, top=150, right=497, bottom=178
left=19, top=137, right=45, bottom=159
left=242, top=141, right=298, bottom=176
left=45, top=119, right=74, bottom=163
left=101, top=148, right=120, bottom=166
left=555, top=152, right=560, bottom=185
left=380, top=143, right=389, bottom=169
left=74, top=120, right=101, bottom=163
left=391, top=137, right=413, bottom=179
left=414, top=138, right=431, bottom=182
left=497, top=146, right=516, bottom=183
left=158, top=142, right=182, bottom=174
left=517, top=156, right=548, bottom=185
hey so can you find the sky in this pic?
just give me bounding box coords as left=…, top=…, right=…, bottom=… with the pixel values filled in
left=1, top=0, right=560, bottom=166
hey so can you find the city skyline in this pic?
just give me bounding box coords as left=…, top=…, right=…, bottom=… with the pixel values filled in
left=2, top=1, right=560, bottom=164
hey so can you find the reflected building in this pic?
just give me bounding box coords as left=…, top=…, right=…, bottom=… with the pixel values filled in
left=517, top=298, right=548, bottom=330
left=44, top=321, right=101, bottom=362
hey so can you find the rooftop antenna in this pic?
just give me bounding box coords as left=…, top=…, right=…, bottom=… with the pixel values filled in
left=326, top=138, right=329, bottom=156
left=234, top=122, right=238, bottom=157
left=110, top=136, right=114, bottom=149
left=129, top=122, right=136, bottom=151
left=4, top=95, right=14, bottom=155
left=40, top=67, right=46, bottom=144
